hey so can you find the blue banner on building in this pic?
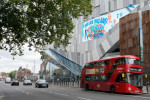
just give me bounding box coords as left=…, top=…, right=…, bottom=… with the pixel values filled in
left=82, top=5, right=139, bottom=42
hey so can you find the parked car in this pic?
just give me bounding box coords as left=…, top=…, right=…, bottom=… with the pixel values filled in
left=35, top=79, right=48, bottom=88
left=23, top=80, right=32, bottom=85
left=11, top=80, right=19, bottom=86
left=5, top=77, right=11, bottom=83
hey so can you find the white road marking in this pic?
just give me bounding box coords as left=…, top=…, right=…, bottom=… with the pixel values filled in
left=78, top=97, right=92, bottom=100
left=42, top=90, right=45, bottom=92
left=26, top=92, right=32, bottom=95
left=53, top=92, right=69, bottom=96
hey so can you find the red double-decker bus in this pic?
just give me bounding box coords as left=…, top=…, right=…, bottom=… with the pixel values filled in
left=80, top=55, right=143, bottom=93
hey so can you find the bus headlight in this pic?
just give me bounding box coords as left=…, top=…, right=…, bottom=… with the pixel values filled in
left=128, top=87, right=131, bottom=91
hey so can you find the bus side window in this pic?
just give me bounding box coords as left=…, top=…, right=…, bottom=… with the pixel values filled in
left=99, top=75, right=107, bottom=82
left=101, top=61, right=105, bottom=66
left=101, top=60, right=110, bottom=66
left=114, top=59, right=126, bottom=66
left=120, top=58, right=126, bottom=65
left=104, top=60, right=110, bottom=66
left=94, top=62, right=100, bottom=67
left=114, top=59, right=120, bottom=65
left=85, top=76, right=91, bottom=81
left=86, top=63, right=94, bottom=68
left=86, top=64, right=90, bottom=68
left=95, top=76, right=99, bottom=81
left=91, top=76, right=96, bottom=81
left=96, top=61, right=102, bottom=67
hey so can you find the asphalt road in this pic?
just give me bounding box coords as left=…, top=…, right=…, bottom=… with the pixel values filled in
left=0, top=81, right=150, bottom=100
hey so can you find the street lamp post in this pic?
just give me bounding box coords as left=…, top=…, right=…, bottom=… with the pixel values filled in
left=138, top=11, right=144, bottom=63
left=49, top=62, right=50, bottom=79
left=75, top=33, right=78, bottom=83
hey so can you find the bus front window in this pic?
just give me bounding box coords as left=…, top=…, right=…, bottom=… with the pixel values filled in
left=126, top=58, right=141, bottom=65
left=127, top=73, right=143, bottom=87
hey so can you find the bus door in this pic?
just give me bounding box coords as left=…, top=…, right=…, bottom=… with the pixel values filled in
left=85, top=75, right=95, bottom=89
left=115, top=73, right=127, bottom=92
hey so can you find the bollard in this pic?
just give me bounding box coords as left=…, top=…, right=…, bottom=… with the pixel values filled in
left=72, top=82, right=74, bottom=87
left=67, top=81, right=69, bottom=86
left=70, top=82, right=71, bottom=86
left=146, top=82, right=150, bottom=93
left=78, top=81, right=80, bottom=87
left=66, top=81, right=67, bottom=86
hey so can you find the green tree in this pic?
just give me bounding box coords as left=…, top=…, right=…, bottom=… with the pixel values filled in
left=0, top=0, right=92, bottom=56
left=9, top=70, right=17, bottom=79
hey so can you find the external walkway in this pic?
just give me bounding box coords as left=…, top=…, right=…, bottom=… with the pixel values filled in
left=45, top=49, right=82, bottom=75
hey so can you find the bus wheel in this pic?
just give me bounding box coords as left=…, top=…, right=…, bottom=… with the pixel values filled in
left=85, top=84, right=89, bottom=90
left=110, top=85, right=115, bottom=93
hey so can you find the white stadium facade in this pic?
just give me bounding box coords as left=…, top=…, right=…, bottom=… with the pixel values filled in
left=40, top=0, right=149, bottom=82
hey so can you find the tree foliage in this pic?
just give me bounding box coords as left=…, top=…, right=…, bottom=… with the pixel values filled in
left=0, top=0, right=92, bottom=56
left=9, top=70, right=17, bottom=79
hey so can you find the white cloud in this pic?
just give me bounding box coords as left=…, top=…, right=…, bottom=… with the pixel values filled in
left=0, top=45, right=42, bottom=73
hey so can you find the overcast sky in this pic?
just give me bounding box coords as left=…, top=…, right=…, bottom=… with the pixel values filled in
left=0, top=45, right=42, bottom=73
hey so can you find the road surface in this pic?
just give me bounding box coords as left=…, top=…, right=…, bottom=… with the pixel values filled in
left=0, top=81, right=150, bottom=100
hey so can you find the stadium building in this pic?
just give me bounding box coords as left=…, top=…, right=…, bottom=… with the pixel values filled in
left=40, top=0, right=150, bottom=82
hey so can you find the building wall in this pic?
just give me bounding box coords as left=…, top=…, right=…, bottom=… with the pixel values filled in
left=47, top=0, right=148, bottom=66
left=120, top=10, right=150, bottom=84
left=17, top=67, right=32, bottom=81
left=142, top=10, right=150, bottom=82
left=120, top=13, right=140, bottom=57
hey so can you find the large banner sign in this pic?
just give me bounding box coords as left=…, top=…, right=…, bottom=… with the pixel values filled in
left=82, top=5, right=139, bottom=42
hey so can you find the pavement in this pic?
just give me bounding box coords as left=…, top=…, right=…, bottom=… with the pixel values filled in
left=143, top=86, right=150, bottom=94
left=0, top=81, right=150, bottom=100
